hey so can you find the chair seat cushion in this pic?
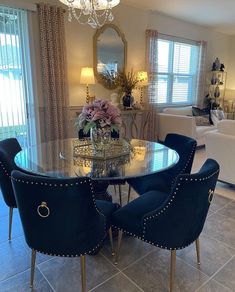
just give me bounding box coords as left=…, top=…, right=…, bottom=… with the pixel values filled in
left=112, top=190, right=169, bottom=236
left=96, top=200, right=119, bottom=229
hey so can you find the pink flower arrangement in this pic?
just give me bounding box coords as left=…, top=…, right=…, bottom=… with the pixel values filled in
left=76, top=99, right=122, bottom=134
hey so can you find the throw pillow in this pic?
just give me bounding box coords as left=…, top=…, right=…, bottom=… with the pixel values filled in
left=210, top=110, right=225, bottom=126
left=195, top=115, right=211, bottom=126
left=192, top=106, right=213, bottom=125
left=192, top=106, right=209, bottom=116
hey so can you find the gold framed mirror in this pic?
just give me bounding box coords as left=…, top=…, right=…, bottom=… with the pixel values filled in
left=93, top=24, right=127, bottom=90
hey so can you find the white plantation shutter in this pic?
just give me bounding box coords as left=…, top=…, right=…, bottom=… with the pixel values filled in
left=155, top=34, right=199, bottom=105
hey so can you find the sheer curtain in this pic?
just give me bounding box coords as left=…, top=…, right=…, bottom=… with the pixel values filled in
left=0, top=5, right=37, bottom=147
left=145, top=29, right=158, bottom=141
left=196, top=41, right=207, bottom=108
left=38, top=3, right=69, bottom=142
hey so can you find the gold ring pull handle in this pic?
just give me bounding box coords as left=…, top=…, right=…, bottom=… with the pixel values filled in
left=37, top=202, right=50, bottom=218
left=208, top=189, right=214, bottom=204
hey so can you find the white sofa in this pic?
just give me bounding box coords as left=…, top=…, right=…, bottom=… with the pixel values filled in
left=158, top=106, right=216, bottom=146
left=206, top=120, right=235, bottom=185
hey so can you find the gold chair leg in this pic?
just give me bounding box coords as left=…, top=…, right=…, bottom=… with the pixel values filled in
left=80, top=255, right=86, bottom=292
left=195, top=238, right=201, bottom=265
left=118, top=185, right=122, bottom=206
left=113, top=185, right=117, bottom=195
left=108, top=227, right=115, bottom=256
left=170, top=250, right=176, bottom=292
left=127, top=185, right=131, bottom=203
left=115, top=230, right=123, bottom=265
left=8, top=207, right=14, bottom=241
left=30, top=249, right=37, bottom=288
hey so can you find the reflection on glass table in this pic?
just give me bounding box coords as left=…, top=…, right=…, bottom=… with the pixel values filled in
left=15, top=139, right=179, bottom=180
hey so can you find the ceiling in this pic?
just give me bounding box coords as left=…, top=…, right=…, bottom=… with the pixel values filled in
left=122, top=0, right=235, bottom=35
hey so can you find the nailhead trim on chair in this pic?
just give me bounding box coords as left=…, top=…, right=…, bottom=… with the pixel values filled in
left=0, top=161, right=11, bottom=177
left=170, top=142, right=197, bottom=188
left=11, top=175, right=108, bottom=257
left=113, top=168, right=219, bottom=251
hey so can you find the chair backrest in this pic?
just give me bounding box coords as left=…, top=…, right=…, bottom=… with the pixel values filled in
left=163, top=133, right=197, bottom=179
left=0, top=138, right=21, bottom=207
left=143, top=159, right=219, bottom=249
left=11, top=170, right=106, bottom=256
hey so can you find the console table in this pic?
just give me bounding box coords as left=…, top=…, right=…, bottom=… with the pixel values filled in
left=71, top=107, right=151, bottom=140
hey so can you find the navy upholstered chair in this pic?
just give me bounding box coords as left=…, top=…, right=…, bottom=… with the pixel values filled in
left=127, top=133, right=197, bottom=200
left=0, top=138, right=22, bottom=240
left=112, top=159, right=219, bottom=292
left=11, top=170, right=119, bottom=291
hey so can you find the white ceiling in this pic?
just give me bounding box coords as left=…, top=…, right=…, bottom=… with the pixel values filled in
left=122, top=0, right=235, bottom=35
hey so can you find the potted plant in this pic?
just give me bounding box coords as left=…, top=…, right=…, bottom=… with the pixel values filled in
left=117, top=70, right=139, bottom=108
left=75, top=99, right=122, bottom=146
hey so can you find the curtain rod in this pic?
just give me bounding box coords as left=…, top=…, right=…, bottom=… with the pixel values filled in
left=159, top=32, right=200, bottom=43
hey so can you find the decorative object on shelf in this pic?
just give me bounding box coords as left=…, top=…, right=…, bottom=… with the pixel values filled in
left=59, top=0, right=120, bottom=28
left=214, top=85, right=220, bottom=98
left=212, top=57, right=221, bottom=71
left=137, top=71, right=148, bottom=106
left=80, top=67, right=95, bottom=104
left=210, top=74, right=217, bottom=85
left=220, top=63, right=225, bottom=72
left=117, top=70, right=139, bottom=109
left=75, top=99, right=122, bottom=148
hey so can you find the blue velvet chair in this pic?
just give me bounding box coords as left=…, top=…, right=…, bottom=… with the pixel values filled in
left=127, top=133, right=197, bottom=200
left=0, top=138, right=22, bottom=240
left=112, top=159, right=219, bottom=292
left=11, top=170, right=119, bottom=291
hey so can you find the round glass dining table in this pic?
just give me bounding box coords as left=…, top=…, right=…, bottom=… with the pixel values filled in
left=14, top=138, right=179, bottom=181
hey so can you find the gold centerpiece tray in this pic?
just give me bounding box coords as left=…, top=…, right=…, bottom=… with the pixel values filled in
left=73, top=138, right=132, bottom=160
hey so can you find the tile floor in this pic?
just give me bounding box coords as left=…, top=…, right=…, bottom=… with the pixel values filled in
left=0, top=148, right=235, bottom=292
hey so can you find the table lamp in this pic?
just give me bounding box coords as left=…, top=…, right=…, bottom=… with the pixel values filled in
left=137, top=71, right=148, bottom=105
left=80, top=67, right=95, bottom=104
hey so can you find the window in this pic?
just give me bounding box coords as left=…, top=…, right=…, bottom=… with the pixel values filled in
left=0, top=6, right=36, bottom=147
left=153, top=35, right=200, bottom=105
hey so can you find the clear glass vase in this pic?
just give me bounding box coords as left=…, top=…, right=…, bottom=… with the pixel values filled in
left=90, top=127, right=111, bottom=149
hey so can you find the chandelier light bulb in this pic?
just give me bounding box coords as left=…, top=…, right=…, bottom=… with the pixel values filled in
left=59, top=0, right=120, bottom=28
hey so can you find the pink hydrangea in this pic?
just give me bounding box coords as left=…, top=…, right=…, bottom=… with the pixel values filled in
left=76, top=99, right=122, bottom=132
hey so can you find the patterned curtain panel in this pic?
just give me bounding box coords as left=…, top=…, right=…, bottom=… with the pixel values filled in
left=145, top=29, right=158, bottom=141
left=196, top=41, right=207, bottom=108
left=38, top=3, right=68, bottom=142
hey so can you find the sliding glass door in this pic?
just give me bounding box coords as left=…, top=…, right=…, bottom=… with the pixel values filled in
left=0, top=6, right=37, bottom=147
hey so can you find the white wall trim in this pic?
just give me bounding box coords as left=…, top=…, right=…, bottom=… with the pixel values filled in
left=0, top=0, right=37, bottom=12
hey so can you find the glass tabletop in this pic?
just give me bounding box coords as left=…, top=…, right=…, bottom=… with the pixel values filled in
left=15, top=138, right=179, bottom=180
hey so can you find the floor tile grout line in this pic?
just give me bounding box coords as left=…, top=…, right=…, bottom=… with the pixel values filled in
left=0, top=267, right=32, bottom=285
left=202, top=233, right=235, bottom=252
left=210, top=200, right=235, bottom=215
left=195, top=255, right=235, bottom=292
left=120, top=271, right=145, bottom=292
left=37, top=264, right=57, bottom=292
left=120, top=248, right=156, bottom=272
left=99, top=251, right=123, bottom=272
left=88, top=272, right=121, bottom=291
left=202, top=231, right=235, bottom=251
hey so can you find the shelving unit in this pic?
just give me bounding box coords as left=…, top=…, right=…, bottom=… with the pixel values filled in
left=205, top=71, right=227, bottom=108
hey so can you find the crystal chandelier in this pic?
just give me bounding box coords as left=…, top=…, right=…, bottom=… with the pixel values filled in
left=59, top=0, right=120, bottom=28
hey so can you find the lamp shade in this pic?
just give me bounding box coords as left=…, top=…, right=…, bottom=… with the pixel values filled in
left=80, top=67, right=95, bottom=85
left=137, top=71, right=148, bottom=86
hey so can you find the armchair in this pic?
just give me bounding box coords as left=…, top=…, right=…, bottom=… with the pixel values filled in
left=112, top=159, right=219, bottom=292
